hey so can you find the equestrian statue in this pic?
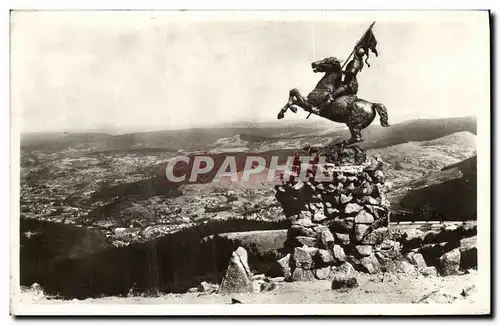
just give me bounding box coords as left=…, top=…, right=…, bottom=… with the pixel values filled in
left=277, top=22, right=389, bottom=147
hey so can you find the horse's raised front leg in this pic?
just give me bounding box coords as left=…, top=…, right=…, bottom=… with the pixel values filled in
left=278, top=88, right=309, bottom=119
left=288, top=88, right=313, bottom=113
left=278, top=89, right=295, bottom=119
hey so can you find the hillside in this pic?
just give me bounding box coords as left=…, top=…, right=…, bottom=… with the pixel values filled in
left=370, top=131, right=476, bottom=188
left=390, top=156, right=477, bottom=221
left=324, top=116, right=476, bottom=150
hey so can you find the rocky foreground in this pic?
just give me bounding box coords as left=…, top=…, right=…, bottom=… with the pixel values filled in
left=21, top=270, right=479, bottom=305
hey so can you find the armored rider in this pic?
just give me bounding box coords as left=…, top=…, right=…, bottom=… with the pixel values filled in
left=312, top=46, right=367, bottom=115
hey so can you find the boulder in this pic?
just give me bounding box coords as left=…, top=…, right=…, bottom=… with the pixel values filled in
left=355, top=245, right=373, bottom=257
left=291, top=216, right=315, bottom=228
left=293, top=246, right=318, bottom=269
left=277, top=254, right=292, bottom=279
left=317, top=249, right=335, bottom=264
left=312, top=201, right=324, bottom=210
left=260, top=282, right=277, bottom=292
left=331, top=262, right=359, bottom=290
left=459, top=236, right=477, bottom=249
left=411, top=253, right=427, bottom=270
left=353, top=182, right=374, bottom=197
left=291, top=267, right=315, bottom=281
left=360, top=254, right=382, bottom=274
left=329, top=217, right=354, bottom=233
left=219, top=247, right=253, bottom=293
left=459, top=236, right=477, bottom=270
left=325, top=207, right=341, bottom=217
left=335, top=233, right=350, bottom=246
left=315, top=266, right=333, bottom=280
left=379, top=239, right=401, bottom=253
left=295, top=236, right=318, bottom=247
left=354, top=210, right=374, bottom=224
left=357, top=196, right=379, bottom=206
left=198, top=281, right=218, bottom=293
left=289, top=225, right=316, bottom=238
left=338, top=261, right=358, bottom=276
left=318, top=229, right=335, bottom=249
left=438, top=248, right=461, bottom=276
left=365, top=205, right=386, bottom=219
left=340, top=194, right=353, bottom=204
left=355, top=224, right=370, bottom=242
left=252, top=280, right=264, bottom=293
left=293, top=247, right=313, bottom=269
left=235, top=246, right=250, bottom=267
left=29, top=283, right=44, bottom=295
left=313, top=211, right=328, bottom=223
left=376, top=255, right=398, bottom=273
left=346, top=175, right=358, bottom=182
left=421, top=266, right=438, bottom=277
left=345, top=203, right=363, bottom=214
left=313, top=225, right=329, bottom=234
left=396, top=260, right=415, bottom=274
left=332, top=245, right=346, bottom=263
left=460, top=246, right=477, bottom=270
left=418, top=242, right=450, bottom=266
left=361, top=227, right=388, bottom=245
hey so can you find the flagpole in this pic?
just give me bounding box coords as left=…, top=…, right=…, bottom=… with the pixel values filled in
left=306, top=21, right=376, bottom=119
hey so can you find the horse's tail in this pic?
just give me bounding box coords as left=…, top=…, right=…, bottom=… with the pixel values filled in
left=374, top=103, right=390, bottom=127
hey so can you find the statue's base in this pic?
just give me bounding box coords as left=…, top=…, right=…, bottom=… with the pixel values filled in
left=275, top=146, right=393, bottom=282
left=303, top=145, right=367, bottom=166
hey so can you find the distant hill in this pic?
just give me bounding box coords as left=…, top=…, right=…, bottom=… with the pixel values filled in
left=21, top=126, right=322, bottom=153
left=390, top=155, right=477, bottom=221
left=418, top=131, right=476, bottom=147
left=21, top=132, right=113, bottom=152
left=21, top=116, right=476, bottom=153
left=369, top=131, right=476, bottom=188
left=322, top=116, right=476, bottom=150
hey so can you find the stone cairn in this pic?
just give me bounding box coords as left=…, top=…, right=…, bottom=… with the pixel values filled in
left=274, top=146, right=395, bottom=282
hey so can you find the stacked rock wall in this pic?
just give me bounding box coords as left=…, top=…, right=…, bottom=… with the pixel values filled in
left=274, top=146, right=393, bottom=281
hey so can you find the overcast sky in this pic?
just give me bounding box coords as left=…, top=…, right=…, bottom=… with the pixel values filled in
left=11, top=11, right=489, bottom=133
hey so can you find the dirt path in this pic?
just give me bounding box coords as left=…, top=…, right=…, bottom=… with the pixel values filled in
left=21, top=271, right=478, bottom=305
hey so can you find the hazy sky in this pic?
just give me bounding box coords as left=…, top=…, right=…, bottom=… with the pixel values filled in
left=11, top=11, right=489, bottom=133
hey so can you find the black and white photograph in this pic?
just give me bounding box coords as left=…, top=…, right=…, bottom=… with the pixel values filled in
left=9, top=10, right=491, bottom=316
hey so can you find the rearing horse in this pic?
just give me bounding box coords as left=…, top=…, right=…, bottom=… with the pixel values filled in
left=277, top=56, right=390, bottom=146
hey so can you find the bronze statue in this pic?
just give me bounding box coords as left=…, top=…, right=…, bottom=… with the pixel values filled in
left=277, top=22, right=389, bottom=147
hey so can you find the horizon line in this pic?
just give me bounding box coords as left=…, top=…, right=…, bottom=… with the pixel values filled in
left=20, top=115, right=477, bottom=136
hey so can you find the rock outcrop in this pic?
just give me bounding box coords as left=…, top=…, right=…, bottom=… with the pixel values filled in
left=219, top=247, right=253, bottom=293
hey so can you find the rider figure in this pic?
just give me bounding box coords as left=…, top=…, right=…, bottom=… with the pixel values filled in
left=313, top=46, right=366, bottom=115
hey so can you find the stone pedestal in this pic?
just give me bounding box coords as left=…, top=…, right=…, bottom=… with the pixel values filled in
left=274, top=146, right=391, bottom=280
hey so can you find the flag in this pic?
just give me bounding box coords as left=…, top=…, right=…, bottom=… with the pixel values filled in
left=358, top=26, right=378, bottom=67
left=359, top=27, right=378, bottom=57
